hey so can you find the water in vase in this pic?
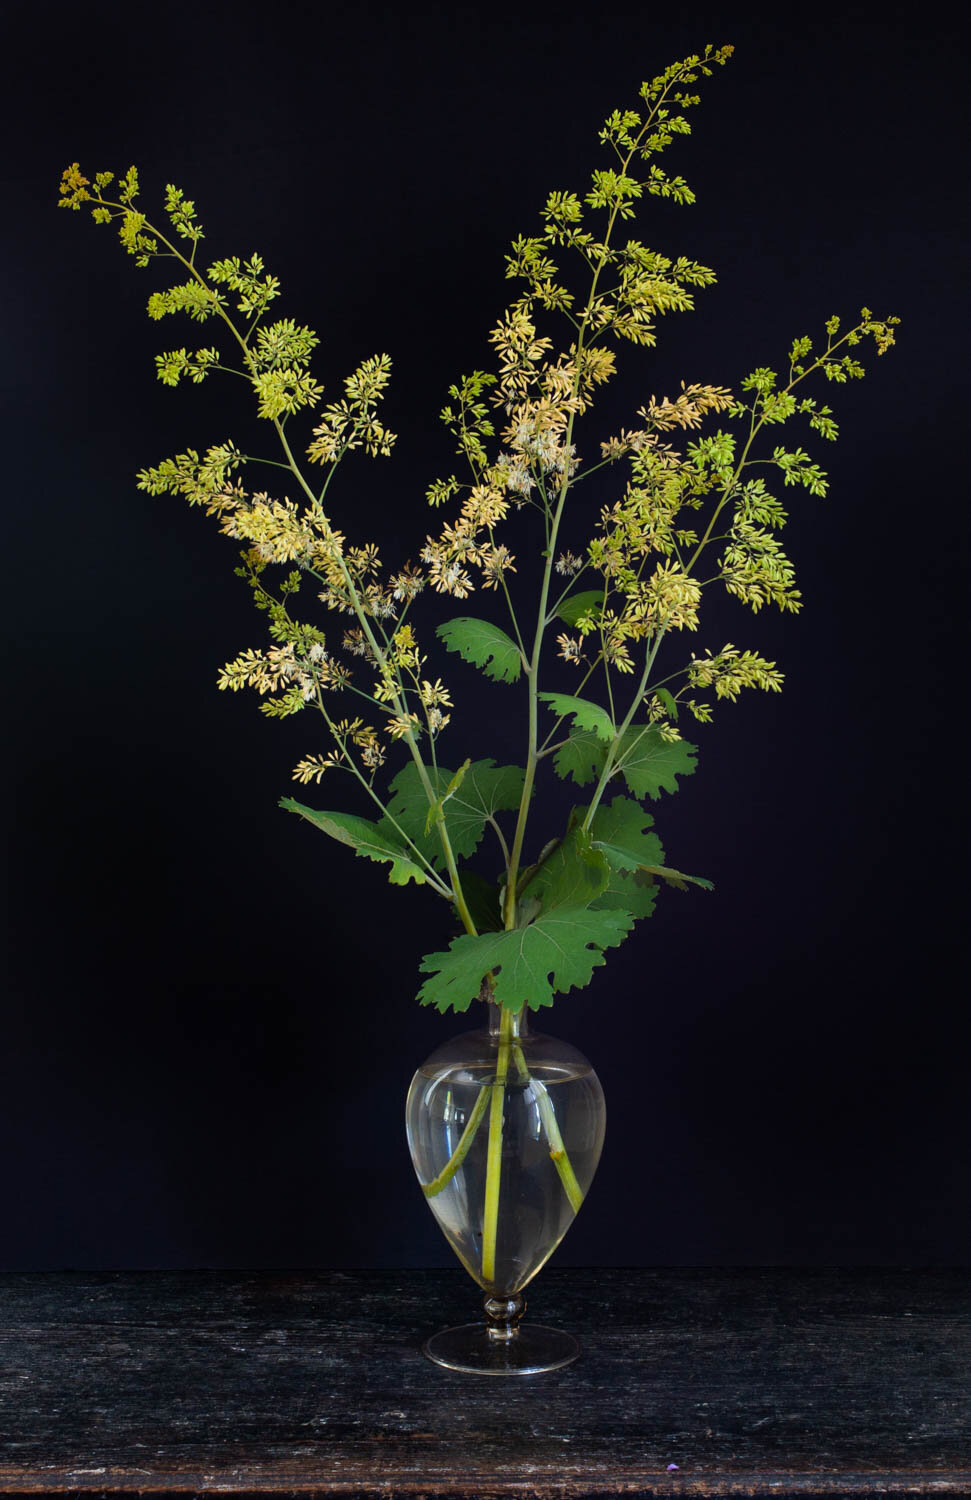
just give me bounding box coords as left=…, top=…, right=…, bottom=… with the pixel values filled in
left=406, top=1040, right=605, bottom=1296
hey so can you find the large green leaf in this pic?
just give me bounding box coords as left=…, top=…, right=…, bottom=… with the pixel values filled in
left=588, top=794, right=712, bottom=897
left=456, top=759, right=527, bottom=820
left=552, top=729, right=604, bottom=786
left=538, top=692, right=615, bottom=742
left=523, top=825, right=610, bottom=911
left=593, top=866, right=659, bottom=920
left=279, top=799, right=428, bottom=886
left=437, top=616, right=523, bottom=683
left=612, top=725, right=699, bottom=800
left=384, top=759, right=526, bottom=872
left=588, top=795, right=664, bottom=872
left=585, top=797, right=663, bottom=919
left=553, top=726, right=699, bottom=799
left=554, top=589, right=604, bottom=628
left=417, top=904, right=635, bottom=1014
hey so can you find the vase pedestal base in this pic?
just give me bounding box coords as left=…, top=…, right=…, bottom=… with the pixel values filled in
left=422, top=1320, right=580, bottom=1375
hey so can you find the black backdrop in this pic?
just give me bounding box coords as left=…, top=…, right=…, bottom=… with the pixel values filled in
left=3, top=0, right=967, bottom=1270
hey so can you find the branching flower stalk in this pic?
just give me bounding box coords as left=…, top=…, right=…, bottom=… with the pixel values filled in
left=480, top=60, right=726, bottom=1274
left=58, top=40, right=898, bottom=1294
left=65, top=172, right=476, bottom=932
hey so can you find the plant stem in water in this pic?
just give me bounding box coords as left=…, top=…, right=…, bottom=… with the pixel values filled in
left=481, top=1004, right=514, bottom=1285
left=420, top=1032, right=586, bottom=1219
left=510, top=1040, right=584, bottom=1213
left=421, top=1084, right=491, bottom=1198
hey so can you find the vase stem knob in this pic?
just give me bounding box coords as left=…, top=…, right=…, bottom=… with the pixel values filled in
left=484, top=1290, right=525, bottom=1342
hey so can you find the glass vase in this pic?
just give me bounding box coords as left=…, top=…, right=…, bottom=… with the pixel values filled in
left=405, top=999, right=606, bottom=1374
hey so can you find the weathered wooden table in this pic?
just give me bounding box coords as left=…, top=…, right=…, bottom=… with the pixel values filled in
left=1, top=1268, right=968, bottom=1497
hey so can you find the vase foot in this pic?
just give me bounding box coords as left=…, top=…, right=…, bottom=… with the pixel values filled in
left=422, top=1320, right=580, bottom=1375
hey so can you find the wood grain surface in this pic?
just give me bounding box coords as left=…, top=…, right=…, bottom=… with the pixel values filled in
left=0, top=1267, right=968, bottom=1497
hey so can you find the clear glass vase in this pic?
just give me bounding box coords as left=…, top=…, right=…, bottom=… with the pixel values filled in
left=405, top=999, right=606, bottom=1374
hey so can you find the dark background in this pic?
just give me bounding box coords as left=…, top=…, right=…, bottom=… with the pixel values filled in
left=2, top=0, right=967, bottom=1271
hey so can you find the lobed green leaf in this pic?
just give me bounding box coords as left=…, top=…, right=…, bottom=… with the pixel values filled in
left=417, top=905, right=635, bottom=1015
left=437, top=617, right=523, bottom=683
left=611, top=725, right=698, bottom=799
left=526, top=825, right=611, bottom=912
left=588, top=795, right=712, bottom=893
left=552, top=724, right=698, bottom=799
left=539, top=692, right=614, bottom=742
left=552, top=730, right=604, bottom=786
left=587, top=795, right=664, bottom=873
left=385, top=759, right=526, bottom=872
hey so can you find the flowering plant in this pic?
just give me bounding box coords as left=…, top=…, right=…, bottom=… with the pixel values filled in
left=58, top=42, right=898, bottom=1033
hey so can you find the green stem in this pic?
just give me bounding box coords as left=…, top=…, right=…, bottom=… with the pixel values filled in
left=421, top=1085, right=491, bottom=1198
left=487, top=815, right=511, bottom=868
left=599, top=612, right=617, bottom=729
left=501, top=381, right=589, bottom=926
left=431, top=803, right=478, bottom=935
left=580, top=626, right=670, bottom=832
left=544, top=560, right=594, bottom=625
left=481, top=1003, right=514, bottom=1286
left=510, top=1040, right=584, bottom=1213
left=501, top=88, right=675, bottom=927
left=489, top=525, right=529, bottom=664
left=334, top=742, right=453, bottom=897
left=239, top=453, right=295, bottom=472
left=536, top=651, right=602, bottom=754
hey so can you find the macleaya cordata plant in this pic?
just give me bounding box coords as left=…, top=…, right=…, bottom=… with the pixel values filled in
left=59, top=44, right=898, bottom=1277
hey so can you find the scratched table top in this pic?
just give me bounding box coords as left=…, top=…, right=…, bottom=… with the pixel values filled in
left=1, top=1267, right=968, bottom=1497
